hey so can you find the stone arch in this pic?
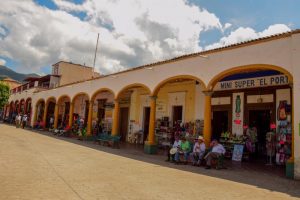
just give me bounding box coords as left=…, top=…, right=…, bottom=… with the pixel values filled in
left=151, top=75, right=207, bottom=96
left=206, top=64, right=295, bottom=162
left=116, top=83, right=151, bottom=100
left=72, top=92, right=90, bottom=103
left=57, top=95, right=71, bottom=104
left=45, top=96, right=57, bottom=105
left=91, top=88, right=115, bottom=102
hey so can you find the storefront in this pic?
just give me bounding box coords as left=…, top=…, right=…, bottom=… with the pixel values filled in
left=212, top=70, right=292, bottom=166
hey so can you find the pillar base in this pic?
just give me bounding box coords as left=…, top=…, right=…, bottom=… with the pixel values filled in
left=144, top=142, right=157, bottom=154
left=286, top=160, right=294, bottom=179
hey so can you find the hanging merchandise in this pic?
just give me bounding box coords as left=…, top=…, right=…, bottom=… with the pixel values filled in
left=276, top=121, right=292, bottom=165
left=277, top=100, right=287, bottom=121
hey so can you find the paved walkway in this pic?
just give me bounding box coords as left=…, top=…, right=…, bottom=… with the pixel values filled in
left=0, top=124, right=299, bottom=200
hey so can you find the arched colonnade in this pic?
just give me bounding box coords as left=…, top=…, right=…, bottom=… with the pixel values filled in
left=19, top=64, right=294, bottom=159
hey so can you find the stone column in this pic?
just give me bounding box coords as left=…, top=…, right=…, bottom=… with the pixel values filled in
left=111, top=99, right=120, bottom=136
left=144, top=96, right=157, bottom=154
left=203, top=91, right=213, bottom=147
left=53, top=104, right=59, bottom=129
left=86, top=101, right=93, bottom=135
left=42, top=103, right=48, bottom=128
left=33, top=105, right=38, bottom=126
left=68, top=102, right=74, bottom=127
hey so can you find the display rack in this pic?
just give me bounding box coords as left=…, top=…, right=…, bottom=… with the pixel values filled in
left=155, top=117, right=172, bottom=147
left=219, top=132, right=247, bottom=159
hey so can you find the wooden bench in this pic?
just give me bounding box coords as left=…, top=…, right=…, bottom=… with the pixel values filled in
left=211, top=154, right=225, bottom=169
left=97, top=135, right=121, bottom=149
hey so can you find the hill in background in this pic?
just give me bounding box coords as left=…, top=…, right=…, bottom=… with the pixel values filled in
left=0, top=65, right=40, bottom=83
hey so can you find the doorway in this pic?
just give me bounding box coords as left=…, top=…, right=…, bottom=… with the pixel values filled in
left=97, top=99, right=106, bottom=123
left=119, top=107, right=129, bottom=142
left=46, top=102, right=55, bottom=128
left=84, top=100, right=89, bottom=126
left=172, top=106, right=183, bottom=124
left=248, top=109, right=271, bottom=157
left=143, top=107, right=151, bottom=142
left=212, top=111, right=229, bottom=140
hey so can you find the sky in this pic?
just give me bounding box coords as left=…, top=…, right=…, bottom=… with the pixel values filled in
left=0, top=0, right=299, bottom=75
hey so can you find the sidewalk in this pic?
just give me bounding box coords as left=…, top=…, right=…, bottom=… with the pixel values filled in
left=34, top=128, right=300, bottom=198
left=1, top=123, right=300, bottom=200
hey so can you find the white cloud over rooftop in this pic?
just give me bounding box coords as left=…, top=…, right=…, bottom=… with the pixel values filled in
left=0, top=0, right=292, bottom=74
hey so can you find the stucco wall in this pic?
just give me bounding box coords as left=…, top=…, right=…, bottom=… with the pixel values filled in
left=8, top=32, right=300, bottom=178
left=291, top=34, right=300, bottom=179
left=58, top=62, right=96, bottom=86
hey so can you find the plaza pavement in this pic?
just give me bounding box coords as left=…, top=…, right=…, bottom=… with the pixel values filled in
left=0, top=123, right=299, bottom=200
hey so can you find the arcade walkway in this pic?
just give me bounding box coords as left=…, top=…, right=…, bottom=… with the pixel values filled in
left=0, top=124, right=299, bottom=200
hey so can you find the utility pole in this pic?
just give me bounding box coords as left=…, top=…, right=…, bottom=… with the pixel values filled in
left=92, top=33, right=100, bottom=78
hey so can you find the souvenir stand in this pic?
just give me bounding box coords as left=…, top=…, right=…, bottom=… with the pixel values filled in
left=276, top=100, right=292, bottom=165
left=276, top=121, right=292, bottom=165
left=155, top=117, right=204, bottom=149
left=155, top=117, right=172, bottom=148
left=219, top=132, right=247, bottom=159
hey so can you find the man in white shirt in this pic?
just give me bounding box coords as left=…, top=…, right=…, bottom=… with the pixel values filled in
left=205, top=139, right=226, bottom=169
left=192, top=136, right=206, bottom=166
left=21, top=114, right=28, bottom=129
left=166, top=136, right=181, bottom=162
left=49, top=116, right=54, bottom=129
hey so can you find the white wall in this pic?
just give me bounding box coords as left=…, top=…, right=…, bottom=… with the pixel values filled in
left=8, top=32, right=300, bottom=178
left=291, top=33, right=300, bottom=179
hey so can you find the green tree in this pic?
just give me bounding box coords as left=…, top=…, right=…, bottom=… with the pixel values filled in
left=0, top=82, right=10, bottom=110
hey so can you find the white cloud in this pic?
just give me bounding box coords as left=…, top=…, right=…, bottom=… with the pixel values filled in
left=0, top=0, right=223, bottom=74
left=0, top=58, right=6, bottom=65
left=223, top=23, right=232, bottom=30
left=258, top=24, right=291, bottom=37
left=0, top=26, right=6, bottom=35
left=205, top=24, right=291, bottom=50
left=0, top=1, right=292, bottom=75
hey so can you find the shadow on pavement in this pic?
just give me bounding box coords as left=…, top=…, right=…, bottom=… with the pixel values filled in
left=23, top=127, right=300, bottom=198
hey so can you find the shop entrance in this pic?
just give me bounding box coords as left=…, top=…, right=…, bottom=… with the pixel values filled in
left=143, top=107, right=150, bottom=142
left=119, top=107, right=129, bottom=142
left=212, top=111, right=229, bottom=140
left=46, top=101, right=55, bottom=128
left=97, top=99, right=106, bottom=123
left=172, top=106, right=183, bottom=124
left=248, top=109, right=271, bottom=157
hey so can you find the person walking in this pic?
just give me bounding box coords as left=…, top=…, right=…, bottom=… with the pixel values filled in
left=21, top=114, right=28, bottom=129
left=15, top=114, right=21, bottom=128
left=49, top=116, right=54, bottom=129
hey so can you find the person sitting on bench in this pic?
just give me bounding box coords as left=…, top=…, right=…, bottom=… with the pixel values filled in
left=175, top=136, right=191, bottom=164
left=167, top=135, right=181, bottom=162
left=205, top=139, right=225, bottom=169
left=192, top=136, right=206, bottom=166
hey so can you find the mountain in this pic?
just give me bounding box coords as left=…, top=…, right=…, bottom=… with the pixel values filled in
left=0, top=65, right=40, bottom=82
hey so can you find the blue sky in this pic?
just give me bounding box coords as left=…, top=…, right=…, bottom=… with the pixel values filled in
left=191, top=0, right=300, bottom=46
left=0, top=0, right=299, bottom=75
